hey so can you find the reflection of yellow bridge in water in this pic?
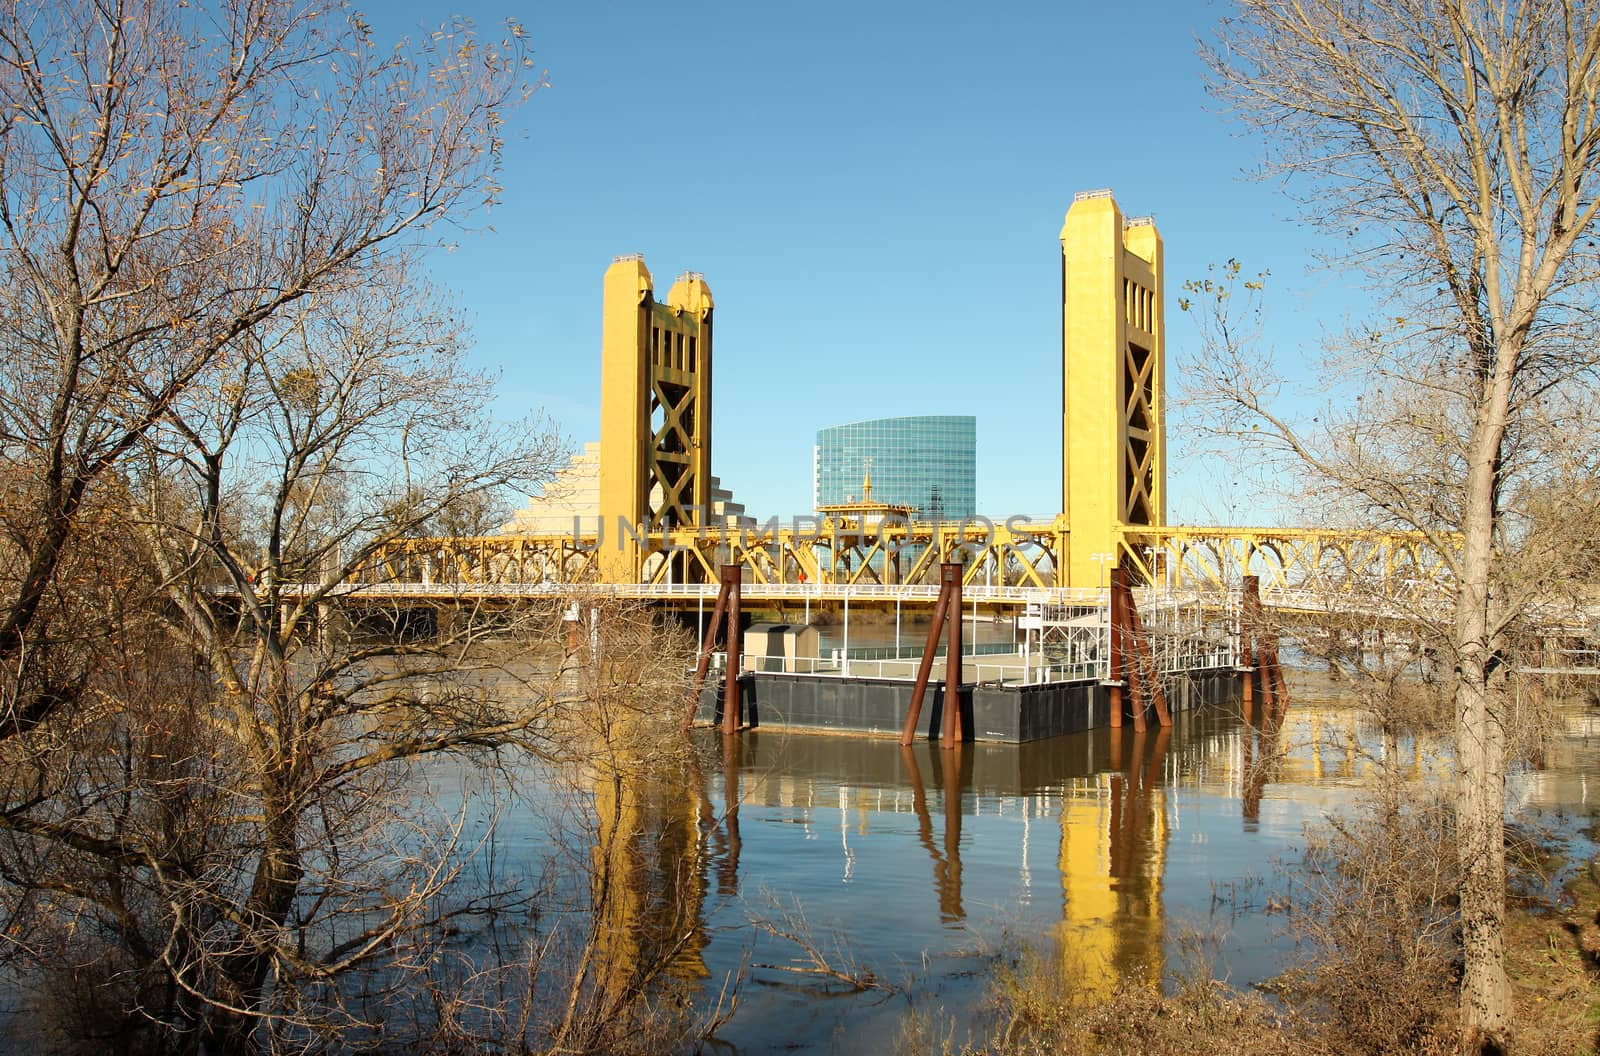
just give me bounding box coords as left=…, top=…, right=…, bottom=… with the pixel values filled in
left=593, top=701, right=1417, bottom=1005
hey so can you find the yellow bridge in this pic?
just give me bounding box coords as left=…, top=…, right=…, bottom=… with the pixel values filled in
left=361, top=519, right=1454, bottom=607
left=350, top=189, right=1474, bottom=623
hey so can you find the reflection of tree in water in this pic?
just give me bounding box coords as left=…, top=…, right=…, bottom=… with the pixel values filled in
left=1056, top=725, right=1171, bottom=996
left=900, top=743, right=970, bottom=923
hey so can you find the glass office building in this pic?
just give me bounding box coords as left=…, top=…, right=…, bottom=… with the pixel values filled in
left=813, top=416, right=977, bottom=518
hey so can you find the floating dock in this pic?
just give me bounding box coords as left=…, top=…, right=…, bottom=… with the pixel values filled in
left=695, top=666, right=1239, bottom=743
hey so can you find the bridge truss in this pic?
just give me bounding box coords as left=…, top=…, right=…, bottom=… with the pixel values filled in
left=359, top=517, right=1457, bottom=607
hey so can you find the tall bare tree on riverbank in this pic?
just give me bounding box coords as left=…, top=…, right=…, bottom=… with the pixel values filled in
left=0, top=263, right=573, bottom=1050
left=0, top=0, right=589, bottom=1049
left=1197, top=3, right=1600, bottom=1049
left=0, top=0, right=536, bottom=738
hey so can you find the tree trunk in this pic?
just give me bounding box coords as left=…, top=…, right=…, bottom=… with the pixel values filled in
left=1455, top=379, right=1513, bottom=1051
left=1456, top=669, right=1510, bottom=1051
left=204, top=780, right=303, bottom=1056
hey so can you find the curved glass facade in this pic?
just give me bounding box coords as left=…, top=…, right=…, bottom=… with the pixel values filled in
left=813, top=416, right=976, bottom=518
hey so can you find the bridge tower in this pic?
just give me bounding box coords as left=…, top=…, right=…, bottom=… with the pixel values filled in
left=599, top=255, right=715, bottom=581
left=1060, top=190, right=1166, bottom=588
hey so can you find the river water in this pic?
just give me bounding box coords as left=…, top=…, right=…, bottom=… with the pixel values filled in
left=570, top=677, right=1597, bottom=1055
left=433, top=665, right=1600, bottom=1055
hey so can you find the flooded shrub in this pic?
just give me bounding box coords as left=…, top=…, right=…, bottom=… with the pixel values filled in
left=1272, top=786, right=1460, bottom=1055
left=24, top=944, right=168, bottom=1056
left=924, top=935, right=1302, bottom=1056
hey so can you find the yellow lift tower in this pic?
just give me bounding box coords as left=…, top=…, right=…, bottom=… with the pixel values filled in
left=599, top=255, right=716, bottom=581
left=1061, top=190, right=1166, bottom=589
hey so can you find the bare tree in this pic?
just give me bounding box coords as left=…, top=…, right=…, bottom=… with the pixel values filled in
left=1198, top=4, right=1600, bottom=1048
left=0, top=3, right=733, bottom=1051
left=0, top=0, right=537, bottom=738
left=0, top=263, right=569, bottom=1052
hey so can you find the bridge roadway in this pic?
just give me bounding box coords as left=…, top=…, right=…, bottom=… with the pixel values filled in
left=326, top=579, right=1105, bottom=609
left=306, top=578, right=1453, bottom=624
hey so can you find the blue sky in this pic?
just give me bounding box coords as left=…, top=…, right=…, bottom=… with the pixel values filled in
left=378, top=0, right=1366, bottom=525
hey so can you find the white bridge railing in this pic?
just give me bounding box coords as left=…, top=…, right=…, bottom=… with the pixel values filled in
left=305, top=579, right=1114, bottom=607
